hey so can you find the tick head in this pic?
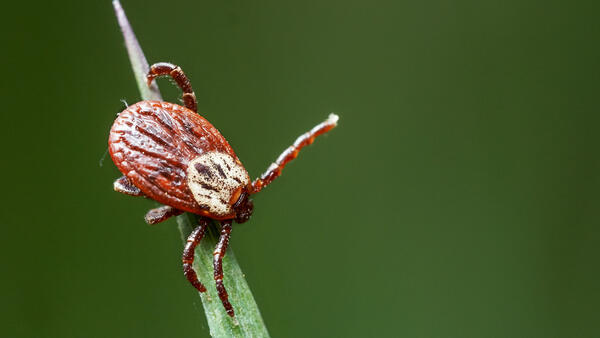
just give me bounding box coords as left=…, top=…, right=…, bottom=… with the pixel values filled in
left=231, top=187, right=253, bottom=224
left=186, top=152, right=252, bottom=219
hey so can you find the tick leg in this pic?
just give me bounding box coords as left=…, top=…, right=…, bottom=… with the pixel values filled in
left=182, top=217, right=210, bottom=293
left=214, top=220, right=235, bottom=317
left=114, top=176, right=143, bottom=196
left=252, top=113, right=339, bottom=193
left=147, top=62, right=197, bottom=113
left=144, top=205, right=184, bottom=224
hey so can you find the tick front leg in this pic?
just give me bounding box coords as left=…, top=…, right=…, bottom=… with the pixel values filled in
left=144, top=205, right=184, bottom=224
left=113, top=176, right=142, bottom=196
left=214, top=220, right=235, bottom=317
left=147, top=62, right=197, bottom=113
left=252, top=113, right=339, bottom=193
left=182, top=217, right=210, bottom=293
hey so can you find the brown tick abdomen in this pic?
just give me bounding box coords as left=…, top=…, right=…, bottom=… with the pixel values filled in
left=108, top=100, right=238, bottom=217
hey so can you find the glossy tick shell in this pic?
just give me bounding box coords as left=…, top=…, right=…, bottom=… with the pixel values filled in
left=108, top=60, right=338, bottom=318
left=108, top=100, right=251, bottom=220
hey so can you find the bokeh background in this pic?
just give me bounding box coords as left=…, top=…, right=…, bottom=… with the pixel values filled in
left=1, top=0, right=599, bottom=337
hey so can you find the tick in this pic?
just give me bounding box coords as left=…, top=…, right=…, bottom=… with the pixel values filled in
left=108, top=62, right=338, bottom=317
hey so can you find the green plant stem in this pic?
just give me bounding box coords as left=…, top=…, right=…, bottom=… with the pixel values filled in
left=113, top=0, right=161, bottom=101
left=177, top=214, right=270, bottom=336
left=113, top=1, right=269, bottom=336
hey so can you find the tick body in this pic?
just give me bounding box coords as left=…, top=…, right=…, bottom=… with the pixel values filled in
left=108, top=62, right=338, bottom=317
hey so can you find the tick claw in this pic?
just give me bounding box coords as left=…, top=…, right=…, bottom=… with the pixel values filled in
left=146, top=75, right=154, bottom=87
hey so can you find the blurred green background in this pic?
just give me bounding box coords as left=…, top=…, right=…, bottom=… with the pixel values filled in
left=1, top=0, right=599, bottom=337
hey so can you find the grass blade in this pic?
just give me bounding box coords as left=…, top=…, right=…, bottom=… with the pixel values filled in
left=112, top=1, right=270, bottom=336
left=177, top=214, right=270, bottom=336
left=113, top=0, right=161, bottom=101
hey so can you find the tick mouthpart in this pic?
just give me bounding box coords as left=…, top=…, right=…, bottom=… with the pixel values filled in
left=232, top=189, right=253, bottom=224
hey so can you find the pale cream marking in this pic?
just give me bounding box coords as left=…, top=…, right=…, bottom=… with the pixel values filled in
left=186, top=152, right=250, bottom=217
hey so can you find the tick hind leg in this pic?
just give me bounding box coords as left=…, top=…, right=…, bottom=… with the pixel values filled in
left=144, top=205, right=184, bottom=224
left=252, top=113, right=339, bottom=193
left=114, top=176, right=182, bottom=224
left=214, top=220, right=235, bottom=317
left=182, top=216, right=210, bottom=293
left=114, top=176, right=142, bottom=196
left=147, top=62, right=197, bottom=113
